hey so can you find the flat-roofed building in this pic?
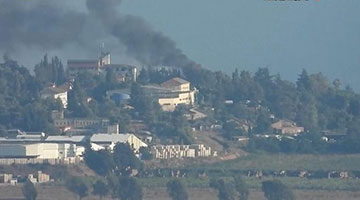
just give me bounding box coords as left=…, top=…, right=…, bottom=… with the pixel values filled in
left=142, top=77, right=196, bottom=111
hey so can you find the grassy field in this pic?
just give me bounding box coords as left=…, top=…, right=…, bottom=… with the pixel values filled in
left=138, top=176, right=360, bottom=191
left=200, top=153, right=360, bottom=171
left=1, top=185, right=360, bottom=200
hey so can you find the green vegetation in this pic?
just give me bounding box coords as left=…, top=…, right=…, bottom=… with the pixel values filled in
left=84, top=143, right=141, bottom=176
left=116, top=176, right=143, bottom=200
left=234, top=176, right=249, bottom=200
left=209, top=178, right=235, bottom=200
left=66, top=176, right=89, bottom=200
left=22, top=179, right=37, bottom=200
left=137, top=176, right=360, bottom=191
left=167, top=179, right=189, bottom=200
left=92, top=180, right=109, bottom=200
left=262, top=180, right=295, bottom=200
left=2, top=55, right=360, bottom=152
left=205, top=153, right=360, bottom=171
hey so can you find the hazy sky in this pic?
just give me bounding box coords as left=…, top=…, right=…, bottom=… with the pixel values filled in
left=1, top=0, right=359, bottom=90
left=120, top=0, right=360, bottom=89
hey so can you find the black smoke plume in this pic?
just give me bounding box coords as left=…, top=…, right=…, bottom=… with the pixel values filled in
left=0, top=0, right=199, bottom=69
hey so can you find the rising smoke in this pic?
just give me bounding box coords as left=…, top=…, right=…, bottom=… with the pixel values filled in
left=0, top=0, right=198, bottom=69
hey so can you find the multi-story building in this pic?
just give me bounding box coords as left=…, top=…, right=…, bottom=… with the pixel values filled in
left=142, top=77, right=196, bottom=111
left=51, top=110, right=109, bottom=131
left=67, top=52, right=137, bottom=82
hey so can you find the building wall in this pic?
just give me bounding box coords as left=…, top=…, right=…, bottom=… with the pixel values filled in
left=0, top=145, right=26, bottom=158
left=158, top=90, right=195, bottom=111
left=0, top=143, right=80, bottom=159
left=68, top=67, right=101, bottom=79
left=127, top=134, right=148, bottom=152
left=54, top=118, right=109, bottom=129
left=54, top=92, right=68, bottom=108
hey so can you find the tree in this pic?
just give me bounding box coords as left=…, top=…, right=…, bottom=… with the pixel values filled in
left=113, top=143, right=142, bottom=175
left=93, top=180, right=109, bottom=200
left=66, top=177, right=89, bottom=200
left=139, top=147, right=153, bottom=160
left=167, top=179, right=188, bottom=200
left=67, top=80, right=93, bottom=118
left=137, top=67, right=150, bottom=85
left=84, top=149, right=115, bottom=176
left=34, top=55, right=66, bottom=86
left=116, top=176, right=142, bottom=200
left=22, top=179, right=37, bottom=200
left=262, top=180, right=295, bottom=200
left=234, top=176, right=249, bottom=200
left=210, top=179, right=235, bottom=200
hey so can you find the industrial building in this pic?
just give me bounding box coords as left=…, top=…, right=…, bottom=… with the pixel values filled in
left=0, top=130, right=147, bottom=162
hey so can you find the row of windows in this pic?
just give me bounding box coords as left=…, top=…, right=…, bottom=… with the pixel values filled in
left=55, top=120, right=99, bottom=126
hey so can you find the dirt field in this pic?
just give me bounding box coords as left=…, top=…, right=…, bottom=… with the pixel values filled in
left=1, top=185, right=360, bottom=200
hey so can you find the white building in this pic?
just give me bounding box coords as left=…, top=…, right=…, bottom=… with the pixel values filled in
left=90, top=133, right=147, bottom=152
left=151, top=144, right=215, bottom=159
left=142, top=77, right=196, bottom=111
left=0, top=131, right=147, bottom=159
left=40, top=86, right=68, bottom=108
left=0, top=143, right=82, bottom=159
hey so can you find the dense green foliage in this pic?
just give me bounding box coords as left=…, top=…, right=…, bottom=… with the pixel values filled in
left=167, top=179, right=189, bottom=200
left=66, top=176, right=89, bottom=200
left=262, top=180, right=295, bottom=200
left=84, top=148, right=115, bottom=176
left=92, top=180, right=109, bottom=200
left=0, top=57, right=59, bottom=133
left=34, top=55, right=66, bottom=86
left=22, top=179, right=37, bottom=200
left=181, top=67, right=360, bottom=153
left=210, top=179, right=235, bottom=200
left=116, top=176, right=143, bottom=200
left=2, top=54, right=360, bottom=153
left=84, top=143, right=141, bottom=176
left=234, top=176, right=249, bottom=200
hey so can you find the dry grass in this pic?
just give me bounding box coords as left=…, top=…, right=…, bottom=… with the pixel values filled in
left=205, top=153, right=360, bottom=171
left=1, top=185, right=360, bottom=200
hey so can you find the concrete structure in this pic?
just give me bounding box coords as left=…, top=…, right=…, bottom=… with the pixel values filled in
left=271, top=120, right=305, bottom=135
left=67, top=53, right=137, bottom=82
left=143, top=77, right=196, bottom=111
left=40, top=85, right=68, bottom=108
left=151, top=144, right=215, bottom=159
left=35, top=171, right=51, bottom=183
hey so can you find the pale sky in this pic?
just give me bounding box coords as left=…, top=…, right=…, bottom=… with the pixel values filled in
left=120, top=0, right=360, bottom=89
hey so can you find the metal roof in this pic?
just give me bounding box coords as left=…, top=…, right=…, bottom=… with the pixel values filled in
left=90, top=133, right=131, bottom=143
